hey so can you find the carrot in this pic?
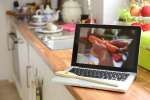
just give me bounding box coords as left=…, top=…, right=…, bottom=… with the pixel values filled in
left=88, top=35, right=103, bottom=44
left=105, top=42, right=119, bottom=53
left=88, top=35, right=119, bottom=53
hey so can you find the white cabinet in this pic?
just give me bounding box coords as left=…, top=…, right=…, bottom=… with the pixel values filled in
left=13, top=31, right=29, bottom=100
left=29, top=45, right=74, bottom=100
left=10, top=30, right=36, bottom=100
left=12, top=27, right=74, bottom=100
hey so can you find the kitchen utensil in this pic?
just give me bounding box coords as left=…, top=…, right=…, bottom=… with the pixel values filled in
left=32, top=10, right=45, bottom=23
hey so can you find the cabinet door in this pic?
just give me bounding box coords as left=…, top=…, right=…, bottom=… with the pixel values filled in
left=29, top=45, right=74, bottom=100
left=15, top=31, right=29, bottom=100
left=16, top=32, right=35, bottom=100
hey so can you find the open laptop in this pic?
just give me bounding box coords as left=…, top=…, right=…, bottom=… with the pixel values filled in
left=52, top=24, right=141, bottom=92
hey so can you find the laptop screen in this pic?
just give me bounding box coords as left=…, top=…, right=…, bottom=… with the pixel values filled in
left=72, top=24, right=141, bottom=72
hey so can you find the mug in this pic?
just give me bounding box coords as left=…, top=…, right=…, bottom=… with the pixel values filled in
left=32, top=10, right=44, bottom=23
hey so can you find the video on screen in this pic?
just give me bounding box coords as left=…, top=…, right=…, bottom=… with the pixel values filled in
left=77, top=27, right=136, bottom=68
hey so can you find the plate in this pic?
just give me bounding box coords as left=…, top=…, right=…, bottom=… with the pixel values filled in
left=28, top=25, right=46, bottom=29
left=116, top=39, right=133, bottom=44
left=29, top=22, right=46, bottom=26
left=35, top=26, right=63, bottom=34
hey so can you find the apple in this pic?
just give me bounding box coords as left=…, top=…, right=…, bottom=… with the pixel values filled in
left=141, top=5, right=150, bottom=17
left=142, top=24, right=150, bottom=32
left=130, top=5, right=141, bottom=16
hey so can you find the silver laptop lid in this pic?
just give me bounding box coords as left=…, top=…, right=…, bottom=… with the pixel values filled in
left=71, top=24, right=141, bottom=73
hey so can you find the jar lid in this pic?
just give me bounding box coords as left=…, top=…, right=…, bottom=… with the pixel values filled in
left=63, top=0, right=80, bottom=8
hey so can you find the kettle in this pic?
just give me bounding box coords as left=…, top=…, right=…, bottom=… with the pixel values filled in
left=62, top=0, right=82, bottom=23
left=43, top=5, right=60, bottom=22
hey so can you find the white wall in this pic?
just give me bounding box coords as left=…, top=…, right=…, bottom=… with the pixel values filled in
left=0, top=0, right=40, bottom=80
left=79, top=0, right=129, bottom=24
left=0, top=0, right=13, bottom=80
left=102, top=0, right=129, bottom=24
left=79, top=0, right=103, bottom=24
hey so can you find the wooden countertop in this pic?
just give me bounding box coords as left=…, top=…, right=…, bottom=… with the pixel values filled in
left=8, top=16, right=150, bottom=100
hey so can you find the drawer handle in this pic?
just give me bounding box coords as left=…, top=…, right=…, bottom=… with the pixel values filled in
left=26, top=65, right=31, bottom=88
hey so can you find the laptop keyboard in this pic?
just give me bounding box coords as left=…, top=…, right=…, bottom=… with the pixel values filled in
left=69, top=68, right=130, bottom=81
